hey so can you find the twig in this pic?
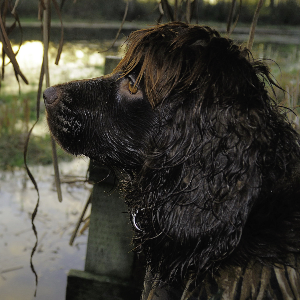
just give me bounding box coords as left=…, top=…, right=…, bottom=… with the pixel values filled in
left=42, top=0, right=63, bottom=202
left=247, top=0, right=265, bottom=50
left=186, top=0, right=191, bottom=23
left=102, top=0, right=129, bottom=53
left=69, top=194, right=91, bottom=246
left=227, top=0, right=236, bottom=34
left=11, top=0, right=21, bottom=15
left=1, top=266, right=23, bottom=274
left=79, top=218, right=90, bottom=235
left=0, top=14, right=28, bottom=84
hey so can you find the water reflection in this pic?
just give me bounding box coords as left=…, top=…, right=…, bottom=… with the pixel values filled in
left=0, top=159, right=92, bottom=300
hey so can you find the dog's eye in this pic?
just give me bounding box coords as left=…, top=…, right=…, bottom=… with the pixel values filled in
left=120, top=75, right=142, bottom=99
left=128, top=79, right=138, bottom=95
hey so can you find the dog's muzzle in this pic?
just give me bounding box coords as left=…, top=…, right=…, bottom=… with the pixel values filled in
left=43, top=86, right=60, bottom=105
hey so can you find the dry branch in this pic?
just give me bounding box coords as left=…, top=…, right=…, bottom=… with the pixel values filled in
left=248, top=0, right=265, bottom=50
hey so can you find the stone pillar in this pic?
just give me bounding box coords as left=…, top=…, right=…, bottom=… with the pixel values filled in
left=66, top=57, right=142, bottom=300
left=84, top=183, right=134, bottom=278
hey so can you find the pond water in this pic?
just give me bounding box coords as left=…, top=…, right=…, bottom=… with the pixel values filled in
left=0, top=159, right=92, bottom=300
left=0, top=25, right=300, bottom=300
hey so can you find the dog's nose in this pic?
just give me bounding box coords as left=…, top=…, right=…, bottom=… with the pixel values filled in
left=43, top=86, right=59, bottom=105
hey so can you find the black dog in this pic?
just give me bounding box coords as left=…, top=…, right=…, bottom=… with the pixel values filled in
left=44, top=22, right=300, bottom=299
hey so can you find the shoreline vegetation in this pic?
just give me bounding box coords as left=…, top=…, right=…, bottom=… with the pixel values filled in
left=6, top=20, right=300, bottom=46
left=8, top=20, right=300, bottom=35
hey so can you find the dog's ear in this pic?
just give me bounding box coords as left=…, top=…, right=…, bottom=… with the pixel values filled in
left=114, top=23, right=223, bottom=108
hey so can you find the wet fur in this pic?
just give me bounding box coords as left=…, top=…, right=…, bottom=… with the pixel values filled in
left=44, top=22, right=300, bottom=298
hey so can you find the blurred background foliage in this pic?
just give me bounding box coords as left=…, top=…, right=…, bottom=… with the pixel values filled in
left=11, top=0, right=300, bottom=25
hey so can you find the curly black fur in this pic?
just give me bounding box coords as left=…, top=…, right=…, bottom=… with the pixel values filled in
left=44, top=22, right=300, bottom=299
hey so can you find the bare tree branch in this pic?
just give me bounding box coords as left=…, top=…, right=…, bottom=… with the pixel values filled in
left=248, top=0, right=265, bottom=50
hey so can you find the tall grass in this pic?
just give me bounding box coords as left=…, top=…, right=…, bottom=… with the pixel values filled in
left=0, top=94, right=31, bottom=135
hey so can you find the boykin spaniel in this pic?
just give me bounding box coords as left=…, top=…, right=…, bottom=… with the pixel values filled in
left=44, top=22, right=300, bottom=299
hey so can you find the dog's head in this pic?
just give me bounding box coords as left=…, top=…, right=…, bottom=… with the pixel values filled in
left=43, top=71, right=157, bottom=171
left=44, top=22, right=300, bottom=282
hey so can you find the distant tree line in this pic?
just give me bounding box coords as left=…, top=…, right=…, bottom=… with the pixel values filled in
left=13, top=0, right=300, bottom=26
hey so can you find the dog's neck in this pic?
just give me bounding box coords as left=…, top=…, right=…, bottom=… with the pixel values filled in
left=120, top=159, right=300, bottom=284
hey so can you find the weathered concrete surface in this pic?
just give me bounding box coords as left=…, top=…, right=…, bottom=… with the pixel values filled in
left=66, top=269, right=141, bottom=300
